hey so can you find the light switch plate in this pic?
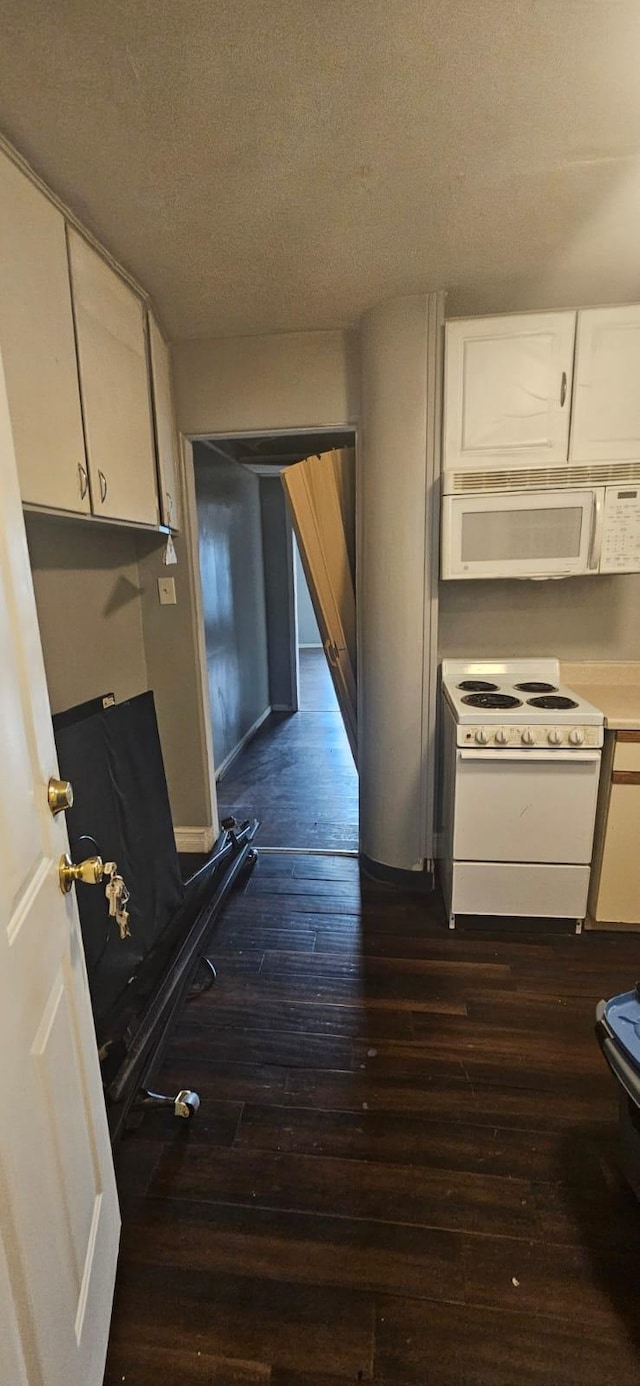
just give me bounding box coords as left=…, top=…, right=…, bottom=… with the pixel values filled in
left=157, top=577, right=177, bottom=605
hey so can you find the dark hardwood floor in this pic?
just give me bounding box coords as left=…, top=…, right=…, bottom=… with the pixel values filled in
left=105, top=855, right=640, bottom=1385
left=216, top=650, right=358, bottom=851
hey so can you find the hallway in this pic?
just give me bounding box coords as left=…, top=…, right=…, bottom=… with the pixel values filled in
left=216, top=649, right=358, bottom=851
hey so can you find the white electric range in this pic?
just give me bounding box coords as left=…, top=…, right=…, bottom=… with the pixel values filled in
left=439, top=659, right=605, bottom=931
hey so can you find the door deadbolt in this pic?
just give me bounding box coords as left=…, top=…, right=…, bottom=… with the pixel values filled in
left=48, top=778, right=74, bottom=816
left=59, top=854, right=104, bottom=894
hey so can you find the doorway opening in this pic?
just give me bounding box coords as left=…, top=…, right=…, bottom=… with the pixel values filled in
left=191, top=429, right=358, bottom=851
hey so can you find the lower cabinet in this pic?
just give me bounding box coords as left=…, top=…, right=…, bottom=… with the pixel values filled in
left=588, top=733, right=640, bottom=928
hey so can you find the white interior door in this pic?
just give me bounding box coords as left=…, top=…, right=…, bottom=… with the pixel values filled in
left=571, top=305, right=640, bottom=462
left=444, top=312, right=576, bottom=469
left=0, top=351, right=120, bottom=1383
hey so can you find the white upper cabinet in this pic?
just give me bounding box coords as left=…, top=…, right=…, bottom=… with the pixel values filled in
left=0, top=153, right=89, bottom=512
left=148, top=311, right=181, bottom=530
left=571, top=305, right=640, bottom=462
left=68, top=228, right=159, bottom=526
left=444, top=312, right=576, bottom=471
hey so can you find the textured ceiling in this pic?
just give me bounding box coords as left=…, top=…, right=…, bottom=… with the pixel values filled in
left=1, top=1, right=639, bottom=339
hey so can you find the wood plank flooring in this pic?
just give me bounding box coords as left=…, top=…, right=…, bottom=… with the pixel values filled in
left=216, top=650, right=358, bottom=850
left=104, top=854, right=640, bottom=1385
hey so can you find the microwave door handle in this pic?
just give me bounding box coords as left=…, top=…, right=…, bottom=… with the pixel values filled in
left=588, top=493, right=604, bottom=571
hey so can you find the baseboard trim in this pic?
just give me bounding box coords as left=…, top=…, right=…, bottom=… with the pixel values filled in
left=271, top=703, right=296, bottom=712
left=174, top=825, right=216, bottom=854
left=215, top=705, right=272, bottom=781
left=299, top=643, right=323, bottom=650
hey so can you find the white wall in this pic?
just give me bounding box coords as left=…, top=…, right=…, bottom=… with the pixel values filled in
left=294, top=538, right=321, bottom=646
left=26, top=513, right=147, bottom=709
left=173, top=329, right=360, bottom=436
left=359, top=294, right=442, bottom=874
left=25, top=510, right=217, bottom=840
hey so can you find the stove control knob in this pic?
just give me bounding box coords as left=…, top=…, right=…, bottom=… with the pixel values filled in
left=495, top=728, right=509, bottom=746
left=548, top=728, right=563, bottom=746
left=521, top=728, right=536, bottom=746
left=569, top=727, right=585, bottom=746
left=474, top=728, right=489, bottom=746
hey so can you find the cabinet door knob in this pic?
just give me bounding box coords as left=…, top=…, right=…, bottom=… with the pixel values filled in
left=560, top=371, right=567, bottom=407
left=98, top=469, right=108, bottom=503
left=77, top=463, right=89, bottom=499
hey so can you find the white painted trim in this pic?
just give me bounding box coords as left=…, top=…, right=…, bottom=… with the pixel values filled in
left=183, top=424, right=355, bottom=846
left=190, top=425, right=354, bottom=442
left=420, top=292, right=446, bottom=865
left=215, top=705, right=272, bottom=781
left=174, top=825, right=216, bottom=854
left=299, top=642, right=323, bottom=649
left=241, top=462, right=287, bottom=476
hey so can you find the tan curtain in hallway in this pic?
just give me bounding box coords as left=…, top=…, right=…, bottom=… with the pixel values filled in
left=282, top=447, right=357, bottom=763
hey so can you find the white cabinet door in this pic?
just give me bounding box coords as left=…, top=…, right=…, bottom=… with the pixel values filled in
left=68, top=229, right=159, bottom=526
left=0, top=349, right=120, bottom=1384
left=444, top=312, right=576, bottom=470
left=148, top=312, right=181, bottom=530
left=571, top=305, right=640, bottom=462
left=0, top=153, right=89, bottom=512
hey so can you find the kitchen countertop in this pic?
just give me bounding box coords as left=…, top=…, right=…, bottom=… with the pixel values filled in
left=561, top=661, right=640, bottom=731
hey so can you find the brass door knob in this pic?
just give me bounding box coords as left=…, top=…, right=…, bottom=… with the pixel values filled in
left=59, top=854, right=104, bottom=894
left=48, top=778, right=74, bottom=816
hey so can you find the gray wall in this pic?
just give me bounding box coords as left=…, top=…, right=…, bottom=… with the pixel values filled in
left=26, top=513, right=147, bottom=709
left=194, top=446, right=270, bottom=773
left=136, top=525, right=216, bottom=831
left=174, top=330, right=359, bottom=436
left=260, top=477, right=297, bottom=710
left=294, top=538, right=321, bottom=646
left=438, top=573, right=640, bottom=661
left=25, top=509, right=216, bottom=836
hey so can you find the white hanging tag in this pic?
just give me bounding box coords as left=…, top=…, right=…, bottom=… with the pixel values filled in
left=163, top=533, right=177, bottom=566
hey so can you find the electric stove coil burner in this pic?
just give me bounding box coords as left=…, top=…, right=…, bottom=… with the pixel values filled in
left=457, top=680, right=499, bottom=692
left=527, top=694, right=579, bottom=711
left=461, top=693, right=523, bottom=710
left=515, top=681, right=558, bottom=694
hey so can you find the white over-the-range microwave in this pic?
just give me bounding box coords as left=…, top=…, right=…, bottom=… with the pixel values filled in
left=441, top=483, right=640, bottom=580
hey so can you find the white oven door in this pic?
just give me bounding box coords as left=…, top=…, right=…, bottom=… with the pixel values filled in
left=441, top=490, right=600, bottom=580
left=453, top=749, right=601, bottom=864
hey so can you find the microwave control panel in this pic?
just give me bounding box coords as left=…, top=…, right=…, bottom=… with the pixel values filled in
left=601, top=487, right=640, bottom=573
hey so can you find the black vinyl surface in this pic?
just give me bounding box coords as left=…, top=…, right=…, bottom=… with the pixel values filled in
left=53, top=692, right=184, bottom=1032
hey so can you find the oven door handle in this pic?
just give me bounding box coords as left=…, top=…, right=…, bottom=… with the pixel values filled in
left=457, top=749, right=601, bottom=763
